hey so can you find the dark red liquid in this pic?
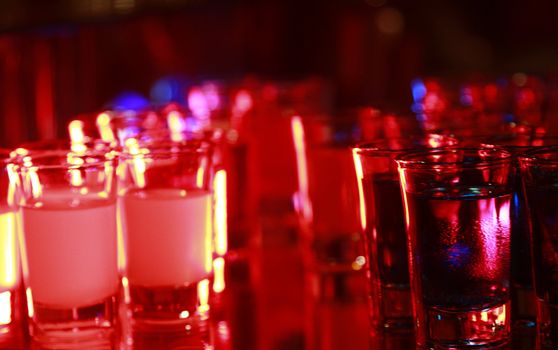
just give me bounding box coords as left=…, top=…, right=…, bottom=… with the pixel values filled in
left=406, top=187, right=511, bottom=310
left=366, top=175, right=409, bottom=287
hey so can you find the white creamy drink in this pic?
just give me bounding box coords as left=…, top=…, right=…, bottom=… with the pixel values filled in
left=21, top=201, right=119, bottom=308
left=122, top=189, right=213, bottom=287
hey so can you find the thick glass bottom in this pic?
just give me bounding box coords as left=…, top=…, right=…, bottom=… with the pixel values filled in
left=30, top=293, right=118, bottom=349
left=368, top=283, right=414, bottom=333
left=127, top=281, right=211, bottom=333
left=419, top=301, right=510, bottom=349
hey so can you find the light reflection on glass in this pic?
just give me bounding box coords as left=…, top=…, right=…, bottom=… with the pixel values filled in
left=167, top=111, right=187, bottom=142
left=201, top=83, right=221, bottom=112
left=188, top=88, right=210, bottom=122
left=204, top=198, right=213, bottom=274
left=96, top=112, right=116, bottom=143
left=217, top=320, right=230, bottom=343
left=0, top=291, right=11, bottom=325
left=126, top=139, right=147, bottom=189
left=214, top=170, right=227, bottom=256
left=196, top=167, right=205, bottom=190
left=352, top=150, right=367, bottom=231
left=26, top=288, right=33, bottom=318
left=233, top=90, right=253, bottom=115
left=0, top=212, right=17, bottom=290
left=291, top=116, right=313, bottom=222
left=68, top=120, right=87, bottom=153
left=197, top=279, right=210, bottom=314
left=121, top=276, right=131, bottom=304
left=212, top=257, right=225, bottom=294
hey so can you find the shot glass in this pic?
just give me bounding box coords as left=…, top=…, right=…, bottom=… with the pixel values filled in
left=352, top=134, right=457, bottom=332
left=118, top=138, right=214, bottom=331
left=291, top=115, right=364, bottom=275
left=291, top=115, right=369, bottom=350
left=519, top=146, right=558, bottom=348
left=11, top=146, right=120, bottom=348
left=0, top=150, right=27, bottom=348
left=461, top=133, right=536, bottom=329
left=469, top=134, right=558, bottom=329
left=397, top=147, right=513, bottom=348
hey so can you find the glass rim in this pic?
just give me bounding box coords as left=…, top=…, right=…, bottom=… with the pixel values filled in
left=481, top=136, right=558, bottom=153
left=395, top=147, right=513, bottom=168
left=9, top=147, right=117, bottom=171
left=352, top=134, right=458, bottom=156
left=519, top=145, right=558, bottom=163
left=15, top=138, right=119, bottom=152
left=119, top=138, right=214, bottom=160
left=133, top=128, right=224, bottom=144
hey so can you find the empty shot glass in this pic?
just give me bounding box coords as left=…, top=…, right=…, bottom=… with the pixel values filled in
left=519, top=146, right=558, bottom=348
left=291, top=115, right=364, bottom=276
left=397, top=147, right=513, bottom=348
left=118, top=138, right=214, bottom=332
left=11, top=146, right=120, bottom=348
left=352, top=134, right=457, bottom=333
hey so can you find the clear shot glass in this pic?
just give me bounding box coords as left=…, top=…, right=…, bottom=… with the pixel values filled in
left=352, top=134, right=457, bottom=333
left=118, top=138, right=214, bottom=334
left=519, top=146, right=558, bottom=348
left=397, top=147, right=513, bottom=348
left=11, top=146, right=120, bottom=348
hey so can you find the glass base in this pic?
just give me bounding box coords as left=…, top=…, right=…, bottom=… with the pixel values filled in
left=420, top=301, right=510, bottom=349
left=127, top=319, right=212, bottom=350
left=511, top=284, right=536, bottom=329
left=368, top=283, right=414, bottom=333
left=127, top=282, right=210, bottom=333
left=30, top=293, right=118, bottom=349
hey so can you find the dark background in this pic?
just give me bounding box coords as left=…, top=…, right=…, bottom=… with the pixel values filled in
left=1, top=0, right=557, bottom=145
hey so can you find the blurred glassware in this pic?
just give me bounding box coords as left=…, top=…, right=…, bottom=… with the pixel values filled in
left=520, top=146, right=558, bottom=349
